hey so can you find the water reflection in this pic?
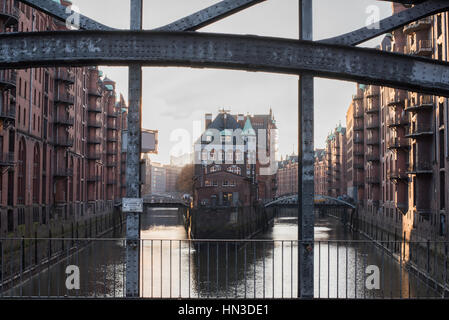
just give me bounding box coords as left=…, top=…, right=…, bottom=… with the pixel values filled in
left=3, top=207, right=441, bottom=298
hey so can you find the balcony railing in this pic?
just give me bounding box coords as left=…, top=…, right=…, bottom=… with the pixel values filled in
left=0, top=105, right=16, bottom=120
left=366, top=176, right=380, bottom=184
left=354, top=163, right=364, bottom=169
left=107, top=111, right=119, bottom=118
left=87, top=175, right=101, bottom=182
left=366, top=137, right=379, bottom=145
left=88, top=88, right=102, bottom=97
left=88, top=105, right=102, bottom=113
left=387, top=169, right=408, bottom=181
left=403, top=17, right=432, bottom=34
left=353, top=136, right=364, bottom=144
left=54, top=168, right=74, bottom=177
left=353, top=121, right=364, bottom=131
left=366, top=154, right=379, bottom=162
left=106, top=161, right=117, bottom=167
left=405, top=123, right=433, bottom=138
left=54, top=115, right=74, bottom=126
left=87, top=152, right=101, bottom=160
left=365, top=104, right=379, bottom=114
left=0, top=152, right=14, bottom=166
left=354, top=109, right=364, bottom=119
left=365, top=90, right=379, bottom=99
left=87, top=137, right=101, bottom=144
left=54, top=137, right=74, bottom=148
left=366, top=119, right=379, bottom=129
left=0, top=69, right=17, bottom=88
left=352, top=94, right=363, bottom=101
left=408, top=39, right=433, bottom=57
left=387, top=137, right=409, bottom=150
left=0, top=1, right=19, bottom=27
left=387, top=114, right=408, bottom=128
left=405, top=95, right=433, bottom=113
left=387, top=90, right=405, bottom=107
left=407, top=162, right=432, bottom=174
left=88, top=119, right=102, bottom=128
left=107, top=122, right=118, bottom=130
left=55, top=68, right=75, bottom=84
left=55, top=92, right=75, bottom=105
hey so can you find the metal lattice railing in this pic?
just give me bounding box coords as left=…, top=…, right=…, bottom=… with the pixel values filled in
left=0, top=238, right=448, bottom=299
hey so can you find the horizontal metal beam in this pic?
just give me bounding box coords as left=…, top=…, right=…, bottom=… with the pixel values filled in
left=156, top=0, right=266, bottom=31
left=1, top=30, right=448, bottom=96
left=323, top=0, right=449, bottom=45
left=17, top=0, right=114, bottom=30
left=377, top=0, right=424, bottom=3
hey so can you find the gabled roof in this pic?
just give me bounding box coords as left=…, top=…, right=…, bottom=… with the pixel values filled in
left=208, top=113, right=241, bottom=131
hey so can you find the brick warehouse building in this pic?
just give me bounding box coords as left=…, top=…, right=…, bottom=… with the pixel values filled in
left=307, top=124, right=347, bottom=200
left=276, top=154, right=298, bottom=197
left=193, top=110, right=277, bottom=207
left=0, top=0, right=128, bottom=238
left=342, top=4, right=449, bottom=249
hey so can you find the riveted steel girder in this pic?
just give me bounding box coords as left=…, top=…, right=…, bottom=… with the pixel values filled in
left=18, top=0, right=267, bottom=32
left=17, top=0, right=114, bottom=30
left=1, top=30, right=448, bottom=96
left=155, top=0, right=266, bottom=31
left=323, top=0, right=449, bottom=46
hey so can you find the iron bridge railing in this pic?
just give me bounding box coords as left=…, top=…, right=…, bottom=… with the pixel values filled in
left=0, top=238, right=448, bottom=299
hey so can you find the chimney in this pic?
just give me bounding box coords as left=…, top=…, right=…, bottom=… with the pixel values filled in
left=237, top=114, right=244, bottom=127
left=205, top=113, right=212, bottom=129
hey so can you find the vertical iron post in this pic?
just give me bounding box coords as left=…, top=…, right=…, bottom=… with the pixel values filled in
left=125, top=0, right=143, bottom=298
left=298, top=0, right=314, bottom=299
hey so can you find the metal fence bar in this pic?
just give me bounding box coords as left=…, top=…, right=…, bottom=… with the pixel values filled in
left=244, top=242, right=247, bottom=299
left=355, top=242, right=357, bottom=299
left=188, top=240, right=191, bottom=298
left=160, top=240, right=163, bottom=298
left=1, top=240, right=3, bottom=298
left=217, top=242, right=220, bottom=298
left=151, top=240, right=153, bottom=298
left=345, top=241, right=348, bottom=299
left=207, top=242, right=210, bottom=298
left=1, top=238, right=449, bottom=299
left=169, top=240, right=172, bottom=298
left=318, top=241, right=321, bottom=298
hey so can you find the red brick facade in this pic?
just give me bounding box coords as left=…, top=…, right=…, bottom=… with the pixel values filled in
left=0, top=0, right=127, bottom=236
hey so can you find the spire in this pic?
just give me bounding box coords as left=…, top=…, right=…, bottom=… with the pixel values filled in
left=242, top=117, right=256, bottom=136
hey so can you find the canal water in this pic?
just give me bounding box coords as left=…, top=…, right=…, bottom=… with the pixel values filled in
left=4, top=207, right=440, bottom=298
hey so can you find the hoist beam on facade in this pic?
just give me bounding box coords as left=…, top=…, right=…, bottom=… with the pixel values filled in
left=1, top=30, right=449, bottom=96
left=323, top=0, right=449, bottom=46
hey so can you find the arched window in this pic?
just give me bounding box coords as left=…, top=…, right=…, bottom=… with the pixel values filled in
left=225, top=150, right=233, bottom=163
left=33, top=143, right=40, bottom=204
left=17, top=137, right=26, bottom=204
left=209, top=149, right=216, bottom=161
left=235, top=149, right=243, bottom=162
left=201, top=149, right=208, bottom=161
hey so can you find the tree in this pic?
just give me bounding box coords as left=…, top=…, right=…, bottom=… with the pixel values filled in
left=176, top=163, right=195, bottom=193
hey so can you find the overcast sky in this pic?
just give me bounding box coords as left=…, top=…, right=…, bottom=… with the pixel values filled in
left=70, top=0, right=392, bottom=164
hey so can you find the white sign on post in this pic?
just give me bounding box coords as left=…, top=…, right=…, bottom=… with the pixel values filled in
left=122, top=198, right=143, bottom=213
